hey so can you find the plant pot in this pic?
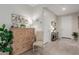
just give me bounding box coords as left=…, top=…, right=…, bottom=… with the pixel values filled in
left=0, top=52, right=9, bottom=55
left=74, top=38, right=78, bottom=41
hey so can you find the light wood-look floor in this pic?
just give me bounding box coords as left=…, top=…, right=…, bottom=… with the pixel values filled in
left=22, top=39, right=79, bottom=55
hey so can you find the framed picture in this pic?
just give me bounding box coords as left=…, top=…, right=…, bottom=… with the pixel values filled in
left=11, top=14, right=29, bottom=28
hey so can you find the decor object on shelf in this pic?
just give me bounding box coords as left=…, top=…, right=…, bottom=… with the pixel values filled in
left=0, top=24, right=13, bottom=55
left=72, top=32, right=78, bottom=41
left=51, top=21, right=56, bottom=32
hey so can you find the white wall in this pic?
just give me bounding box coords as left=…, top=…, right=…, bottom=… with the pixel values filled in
left=58, top=15, right=73, bottom=38
left=57, top=13, right=79, bottom=39
left=43, top=8, right=57, bottom=43
left=0, top=4, right=33, bottom=28
left=32, top=7, right=57, bottom=43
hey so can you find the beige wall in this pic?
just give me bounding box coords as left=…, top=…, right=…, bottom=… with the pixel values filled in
left=72, top=13, right=79, bottom=32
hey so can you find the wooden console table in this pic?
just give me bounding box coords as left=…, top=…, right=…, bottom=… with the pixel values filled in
left=11, top=28, right=35, bottom=55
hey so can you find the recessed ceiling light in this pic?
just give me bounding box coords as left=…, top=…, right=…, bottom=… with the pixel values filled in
left=62, top=8, right=66, bottom=11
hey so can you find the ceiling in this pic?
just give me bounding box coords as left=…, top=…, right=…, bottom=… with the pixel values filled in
left=29, top=4, right=79, bottom=16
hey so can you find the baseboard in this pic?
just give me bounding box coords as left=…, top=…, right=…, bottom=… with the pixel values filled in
left=61, top=37, right=72, bottom=39
left=43, top=41, right=48, bottom=45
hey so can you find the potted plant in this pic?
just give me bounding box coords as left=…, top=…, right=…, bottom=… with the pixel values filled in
left=0, top=24, right=13, bottom=55
left=72, top=32, right=78, bottom=41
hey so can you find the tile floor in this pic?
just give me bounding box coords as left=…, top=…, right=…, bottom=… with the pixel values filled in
left=22, top=39, right=79, bottom=55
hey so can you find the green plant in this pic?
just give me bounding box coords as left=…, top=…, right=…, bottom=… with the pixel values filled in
left=72, top=32, right=78, bottom=41
left=20, top=24, right=26, bottom=28
left=0, top=24, right=13, bottom=53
